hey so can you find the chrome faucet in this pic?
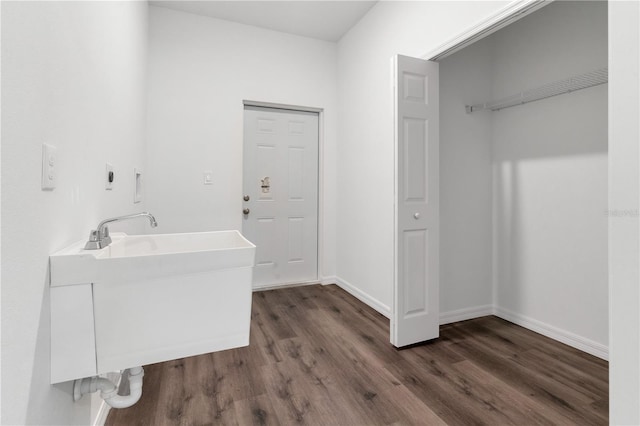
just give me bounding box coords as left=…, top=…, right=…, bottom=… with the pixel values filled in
left=84, top=212, right=158, bottom=250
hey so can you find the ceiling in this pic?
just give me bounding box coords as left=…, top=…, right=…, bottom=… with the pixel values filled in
left=148, top=1, right=378, bottom=42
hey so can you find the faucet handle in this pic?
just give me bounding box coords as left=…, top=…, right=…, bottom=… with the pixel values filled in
left=84, top=228, right=111, bottom=250
left=84, top=230, right=101, bottom=250
left=87, top=230, right=99, bottom=242
left=100, top=226, right=112, bottom=247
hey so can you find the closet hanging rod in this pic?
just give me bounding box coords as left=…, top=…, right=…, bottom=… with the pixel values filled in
left=465, top=67, right=608, bottom=113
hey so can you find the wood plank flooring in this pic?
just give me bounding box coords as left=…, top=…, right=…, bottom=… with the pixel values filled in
left=106, top=284, right=608, bottom=425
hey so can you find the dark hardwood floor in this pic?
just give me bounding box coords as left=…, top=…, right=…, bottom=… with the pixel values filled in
left=106, top=284, right=608, bottom=425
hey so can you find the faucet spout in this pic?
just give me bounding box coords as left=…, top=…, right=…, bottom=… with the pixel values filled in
left=97, top=212, right=157, bottom=234
left=85, top=212, right=158, bottom=250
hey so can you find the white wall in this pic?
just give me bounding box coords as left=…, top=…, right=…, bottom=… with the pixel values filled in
left=0, top=1, right=4, bottom=417
left=439, top=2, right=608, bottom=344
left=336, top=1, right=509, bottom=314
left=439, top=38, right=494, bottom=317
left=145, top=6, right=338, bottom=279
left=1, top=2, right=148, bottom=424
left=609, top=0, right=640, bottom=422
left=490, top=1, right=608, bottom=353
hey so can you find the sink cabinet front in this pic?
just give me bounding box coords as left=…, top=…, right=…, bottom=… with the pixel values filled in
left=93, top=267, right=252, bottom=373
left=50, top=267, right=252, bottom=384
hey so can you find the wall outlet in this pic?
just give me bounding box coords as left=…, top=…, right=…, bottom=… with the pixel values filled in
left=105, top=163, right=114, bottom=190
left=42, top=143, right=57, bottom=190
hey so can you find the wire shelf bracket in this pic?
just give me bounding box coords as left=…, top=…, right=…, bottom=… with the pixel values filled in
left=465, top=67, right=608, bottom=113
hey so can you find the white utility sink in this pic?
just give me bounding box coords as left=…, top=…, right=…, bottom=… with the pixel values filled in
left=49, top=230, right=256, bottom=384
left=50, top=231, right=255, bottom=286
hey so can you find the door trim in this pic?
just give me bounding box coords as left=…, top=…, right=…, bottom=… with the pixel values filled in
left=243, top=99, right=323, bottom=113
left=242, top=100, right=325, bottom=286
left=422, top=0, right=549, bottom=61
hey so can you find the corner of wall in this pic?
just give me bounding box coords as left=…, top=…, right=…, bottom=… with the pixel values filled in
left=493, top=305, right=609, bottom=360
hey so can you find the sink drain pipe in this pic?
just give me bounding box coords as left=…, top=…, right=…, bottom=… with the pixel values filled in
left=73, top=366, right=144, bottom=409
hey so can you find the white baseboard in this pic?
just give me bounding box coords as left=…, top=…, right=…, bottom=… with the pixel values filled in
left=334, top=277, right=391, bottom=318
left=328, top=278, right=609, bottom=360
left=439, top=304, right=493, bottom=325
left=93, top=401, right=110, bottom=426
left=85, top=284, right=606, bottom=426
left=251, top=276, right=337, bottom=291
left=493, top=306, right=609, bottom=360
left=320, top=275, right=337, bottom=285
left=91, top=371, right=124, bottom=426
left=252, top=280, right=319, bottom=291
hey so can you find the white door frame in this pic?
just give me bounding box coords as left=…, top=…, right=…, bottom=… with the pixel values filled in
left=242, top=100, right=325, bottom=289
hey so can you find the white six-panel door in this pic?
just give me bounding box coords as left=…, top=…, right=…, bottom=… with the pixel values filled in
left=392, top=55, right=440, bottom=347
left=243, top=106, right=319, bottom=289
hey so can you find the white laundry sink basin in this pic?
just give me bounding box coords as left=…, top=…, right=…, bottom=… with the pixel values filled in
left=49, top=230, right=256, bottom=384
left=50, top=230, right=256, bottom=286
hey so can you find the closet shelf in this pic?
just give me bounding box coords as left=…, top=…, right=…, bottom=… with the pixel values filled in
left=465, top=67, right=608, bottom=113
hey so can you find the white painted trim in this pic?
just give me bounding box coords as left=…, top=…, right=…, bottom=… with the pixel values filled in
left=243, top=99, right=323, bottom=113
left=250, top=276, right=332, bottom=291
left=329, top=277, right=608, bottom=360
left=335, top=277, right=391, bottom=318
left=494, top=306, right=609, bottom=360
left=423, top=0, right=550, bottom=61
left=91, top=371, right=123, bottom=426
left=252, top=281, right=319, bottom=292
left=439, top=305, right=493, bottom=325
left=93, top=401, right=110, bottom=426
left=320, top=276, right=337, bottom=285
left=317, top=111, right=325, bottom=283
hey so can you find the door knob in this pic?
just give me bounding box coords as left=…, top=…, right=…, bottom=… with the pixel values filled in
left=243, top=208, right=250, bottom=215
left=414, top=212, right=420, bottom=219
left=243, top=195, right=250, bottom=201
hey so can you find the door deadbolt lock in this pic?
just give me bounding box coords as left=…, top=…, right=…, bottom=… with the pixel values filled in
left=243, top=195, right=250, bottom=201
left=243, top=208, right=250, bottom=215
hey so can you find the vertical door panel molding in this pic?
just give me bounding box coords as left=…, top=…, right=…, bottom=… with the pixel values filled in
left=392, top=55, right=440, bottom=347
left=243, top=106, right=319, bottom=288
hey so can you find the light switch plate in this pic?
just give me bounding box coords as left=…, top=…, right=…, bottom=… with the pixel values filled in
left=134, top=168, right=142, bottom=203
left=42, top=143, right=57, bottom=190
left=203, top=171, right=213, bottom=185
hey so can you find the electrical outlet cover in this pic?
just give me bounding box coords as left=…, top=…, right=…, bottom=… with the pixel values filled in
left=105, top=163, right=114, bottom=190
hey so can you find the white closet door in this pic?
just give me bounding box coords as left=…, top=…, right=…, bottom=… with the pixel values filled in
left=392, top=54, right=440, bottom=347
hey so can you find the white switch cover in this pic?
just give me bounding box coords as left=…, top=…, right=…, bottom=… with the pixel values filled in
left=203, top=171, right=213, bottom=185
left=105, top=163, right=114, bottom=190
left=134, top=168, right=142, bottom=203
left=42, top=143, right=57, bottom=190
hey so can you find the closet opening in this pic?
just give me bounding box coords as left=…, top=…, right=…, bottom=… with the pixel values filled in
left=437, top=0, right=608, bottom=359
